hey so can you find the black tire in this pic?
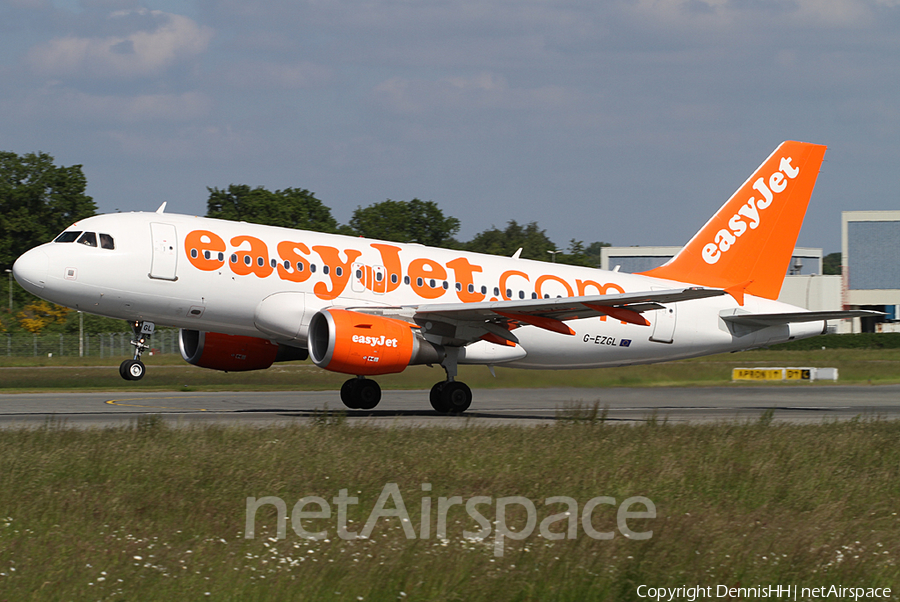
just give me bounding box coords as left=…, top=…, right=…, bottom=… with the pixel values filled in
left=356, top=380, right=381, bottom=410
left=429, top=381, right=450, bottom=413
left=120, top=359, right=145, bottom=381
left=441, top=381, right=472, bottom=414
left=340, top=378, right=361, bottom=409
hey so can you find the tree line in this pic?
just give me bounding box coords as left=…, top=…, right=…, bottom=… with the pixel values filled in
left=205, top=184, right=610, bottom=266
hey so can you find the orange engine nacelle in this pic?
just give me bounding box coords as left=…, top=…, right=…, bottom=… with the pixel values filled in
left=179, top=330, right=307, bottom=372
left=308, top=309, right=444, bottom=376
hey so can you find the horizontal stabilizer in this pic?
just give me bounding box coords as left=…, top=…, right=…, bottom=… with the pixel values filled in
left=722, top=310, right=883, bottom=328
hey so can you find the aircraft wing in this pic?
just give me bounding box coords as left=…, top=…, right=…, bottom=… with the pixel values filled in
left=410, top=287, right=724, bottom=322
left=350, top=287, right=726, bottom=346
left=721, top=310, right=883, bottom=328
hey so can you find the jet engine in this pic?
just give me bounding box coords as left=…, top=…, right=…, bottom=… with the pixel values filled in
left=308, top=309, right=443, bottom=375
left=179, top=330, right=308, bottom=372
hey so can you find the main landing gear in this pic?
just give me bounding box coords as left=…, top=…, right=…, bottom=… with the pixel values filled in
left=338, top=348, right=474, bottom=414
left=429, top=381, right=472, bottom=415
left=429, top=347, right=472, bottom=415
left=340, top=377, right=382, bottom=410
left=120, top=320, right=153, bottom=381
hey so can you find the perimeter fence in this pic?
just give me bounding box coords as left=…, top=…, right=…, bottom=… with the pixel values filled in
left=2, top=330, right=181, bottom=358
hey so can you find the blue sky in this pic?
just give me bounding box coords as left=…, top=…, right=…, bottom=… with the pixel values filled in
left=3, top=0, right=899, bottom=254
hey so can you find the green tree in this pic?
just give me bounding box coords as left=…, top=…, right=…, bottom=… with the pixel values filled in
left=206, top=185, right=339, bottom=233
left=823, top=252, right=841, bottom=275
left=348, top=199, right=460, bottom=247
left=556, top=240, right=610, bottom=267
left=0, top=151, right=97, bottom=271
left=465, top=220, right=557, bottom=261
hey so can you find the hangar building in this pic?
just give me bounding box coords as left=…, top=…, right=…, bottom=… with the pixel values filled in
left=842, top=211, right=900, bottom=332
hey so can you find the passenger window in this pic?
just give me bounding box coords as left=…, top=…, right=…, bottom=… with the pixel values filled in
left=99, top=233, right=115, bottom=249
left=77, top=232, right=97, bottom=247
left=54, top=231, right=82, bottom=243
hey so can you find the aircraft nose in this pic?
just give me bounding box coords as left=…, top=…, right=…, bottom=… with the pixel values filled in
left=12, top=248, right=49, bottom=292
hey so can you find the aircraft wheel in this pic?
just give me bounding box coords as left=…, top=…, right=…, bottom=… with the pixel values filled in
left=120, top=359, right=145, bottom=381
left=356, top=379, right=381, bottom=410
left=340, top=378, right=361, bottom=410
left=429, top=381, right=449, bottom=413
left=441, top=381, right=472, bottom=414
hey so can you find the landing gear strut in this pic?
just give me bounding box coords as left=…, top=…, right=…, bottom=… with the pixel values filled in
left=120, top=320, right=153, bottom=381
left=340, top=377, right=381, bottom=410
left=429, top=347, right=472, bottom=414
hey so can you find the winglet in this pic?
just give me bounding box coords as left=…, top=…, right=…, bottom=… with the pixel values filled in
left=156, top=202, right=167, bottom=214
left=641, top=141, right=827, bottom=300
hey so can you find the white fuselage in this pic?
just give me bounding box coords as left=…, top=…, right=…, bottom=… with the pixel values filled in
left=13, top=211, right=824, bottom=370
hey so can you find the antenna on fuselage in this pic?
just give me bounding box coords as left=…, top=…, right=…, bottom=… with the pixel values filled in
left=156, top=202, right=167, bottom=214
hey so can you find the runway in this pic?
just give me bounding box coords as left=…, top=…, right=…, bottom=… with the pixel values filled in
left=1, top=385, right=899, bottom=428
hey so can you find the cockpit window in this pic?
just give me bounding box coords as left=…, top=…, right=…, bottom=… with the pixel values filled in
left=54, top=231, right=82, bottom=243
left=99, top=233, right=115, bottom=250
left=77, top=232, right=97, bottom=247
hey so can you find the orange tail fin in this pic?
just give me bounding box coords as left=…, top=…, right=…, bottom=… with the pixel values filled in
left=641, top=141, right=827, bottom=301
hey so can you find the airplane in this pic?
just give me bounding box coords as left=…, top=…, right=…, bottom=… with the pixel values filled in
left=12, top=141, right=876, bottom=413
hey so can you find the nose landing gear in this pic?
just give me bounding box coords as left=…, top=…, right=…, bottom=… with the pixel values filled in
left=119, top=321, right=154, bottom=381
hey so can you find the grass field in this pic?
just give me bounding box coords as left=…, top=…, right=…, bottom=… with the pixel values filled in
left=2, top=347, right=900, bottom=392
left=0, top=417, right=897, bottom=601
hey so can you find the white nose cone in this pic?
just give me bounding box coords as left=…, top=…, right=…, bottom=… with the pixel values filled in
left=13, top=248, right=49, bottom=292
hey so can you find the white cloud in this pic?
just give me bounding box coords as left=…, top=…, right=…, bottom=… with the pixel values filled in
left=793, top=0, right=874, bottom=25
left=374, top=72, right=573, bottom=114
left=26, top=9, right=212, bottom=78
left=628, top=0, right=877, bottom=27
left=21, top=86, right=212, bottom=123
left=216, top=59, right=331, bottom=90
left=107, top=124, right=260, bottom=161
left=6, top=0, right=50, bottom=8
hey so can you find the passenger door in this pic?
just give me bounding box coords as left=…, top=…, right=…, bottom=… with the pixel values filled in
left=149, top=223, right=178, bottom=281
